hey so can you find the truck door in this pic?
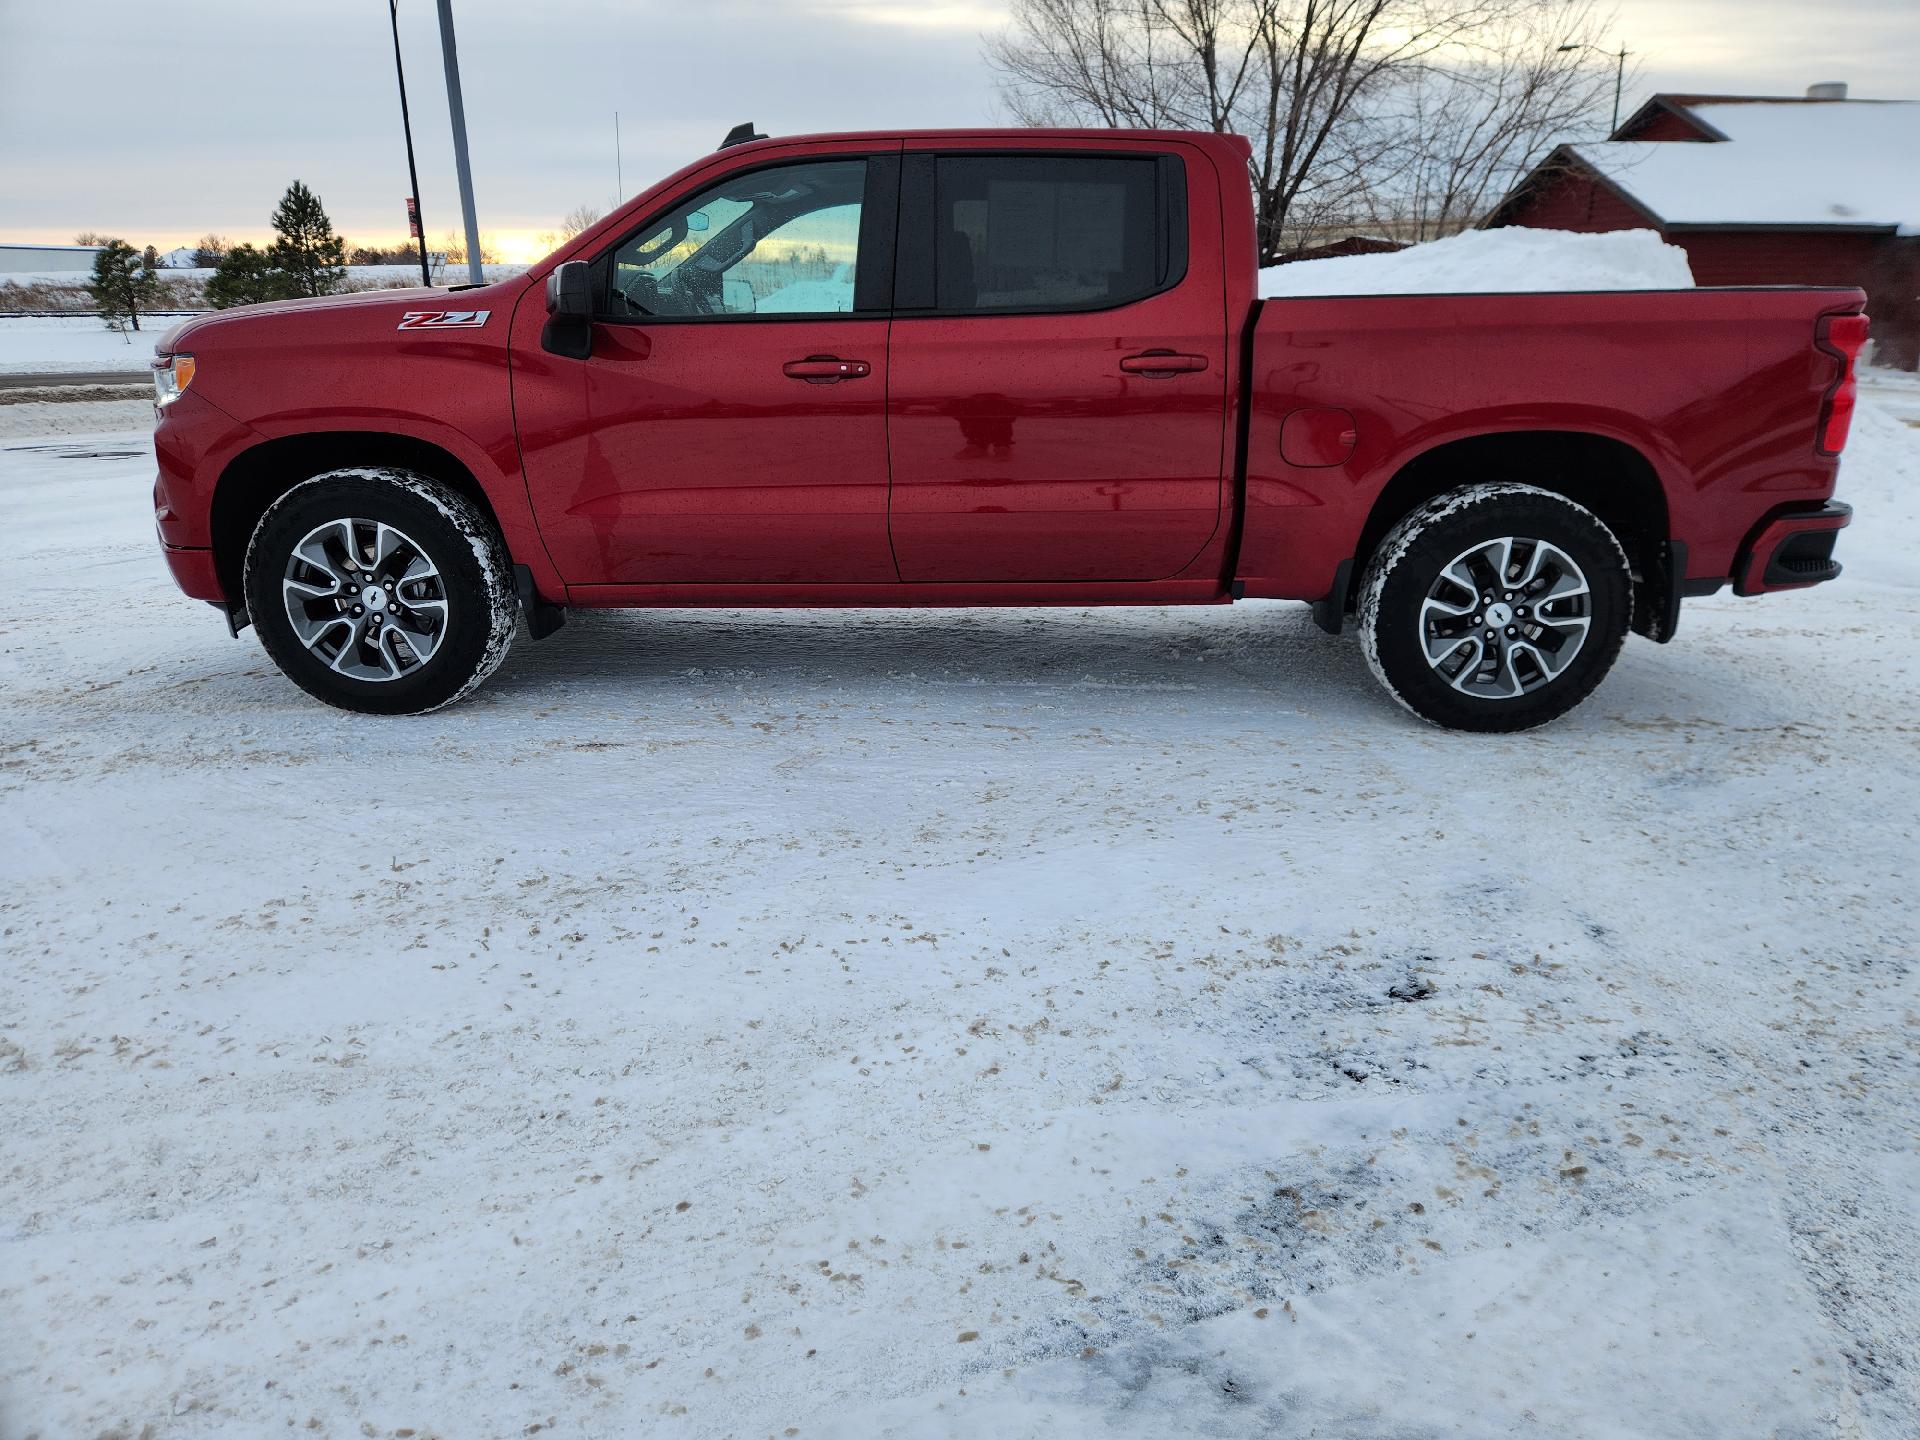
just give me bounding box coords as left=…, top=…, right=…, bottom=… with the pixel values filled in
left=512, top=148, right=900, bottom=587
left=884, top=143, right=1228, bottom=582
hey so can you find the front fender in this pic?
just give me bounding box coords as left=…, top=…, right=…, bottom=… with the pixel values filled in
left=216, top=411, right=565, bottom=601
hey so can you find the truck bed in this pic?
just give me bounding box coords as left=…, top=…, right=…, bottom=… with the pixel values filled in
left=1237, top=286, right=1865, bottom=604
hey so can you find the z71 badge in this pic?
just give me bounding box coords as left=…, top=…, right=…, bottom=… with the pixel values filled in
left=396, top=310, right=491, bottom=331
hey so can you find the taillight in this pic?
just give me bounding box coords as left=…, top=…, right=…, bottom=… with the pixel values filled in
left=1817, top=313, right=1869, bottom=455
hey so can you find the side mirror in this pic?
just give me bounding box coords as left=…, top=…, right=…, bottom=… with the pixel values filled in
left=542, top=261, right=594, bottom=359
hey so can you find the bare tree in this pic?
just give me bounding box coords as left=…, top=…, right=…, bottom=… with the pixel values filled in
left=537, top=204, right=608, bottom=256
left=560, top=203, right=603, bottom=241
left=1361, top=0, right=1625, bottom=240
left=987, top=0, right=1618, bottom=261
left=438, top=229, right=500, bottom=266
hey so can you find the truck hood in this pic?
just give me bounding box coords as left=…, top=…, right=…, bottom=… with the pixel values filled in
left=158, top=282, right=520, bottom=354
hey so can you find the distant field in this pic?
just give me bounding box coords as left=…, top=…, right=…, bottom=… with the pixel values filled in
left=0, top=263, right=529, bottom=317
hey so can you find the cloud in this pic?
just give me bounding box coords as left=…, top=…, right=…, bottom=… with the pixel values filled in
left=2, top=0, right=1913, bottom=248
left=0, top=0, right=1001, bottom=246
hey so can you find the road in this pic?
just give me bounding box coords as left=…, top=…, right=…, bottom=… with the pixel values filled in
left=0, top=368, right=149, bottom=391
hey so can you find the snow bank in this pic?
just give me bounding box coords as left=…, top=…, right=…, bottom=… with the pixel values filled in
left=1260, top=227, right=1695, bottom=298
left=1839, top=369, right=1920, bottom=580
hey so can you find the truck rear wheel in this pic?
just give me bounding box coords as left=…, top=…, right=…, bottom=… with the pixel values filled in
left=1357, top=484, right=1631, bottom=732
left=242, top=467, right=517, bottom=715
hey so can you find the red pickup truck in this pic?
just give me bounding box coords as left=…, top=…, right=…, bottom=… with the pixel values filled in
left=152, top=126, right=1866, bottom=730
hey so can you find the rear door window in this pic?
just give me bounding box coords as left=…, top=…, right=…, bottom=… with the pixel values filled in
left=910, top=154, right=1180, bottom=314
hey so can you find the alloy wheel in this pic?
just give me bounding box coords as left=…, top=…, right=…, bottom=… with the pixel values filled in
left=1417, top=534, right=1592, bottom=699
left=281, top=516, right=449, bottom=681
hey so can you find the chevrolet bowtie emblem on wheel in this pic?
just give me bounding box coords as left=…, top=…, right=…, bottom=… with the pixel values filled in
left=396, top=310, right=491, bottom=330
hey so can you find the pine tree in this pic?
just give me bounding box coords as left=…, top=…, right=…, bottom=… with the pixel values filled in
left=206, top=244, right=294, bottom=310
left=267, top=180, right=347, bottom=297
left=87, top=239, right=160, bottom=333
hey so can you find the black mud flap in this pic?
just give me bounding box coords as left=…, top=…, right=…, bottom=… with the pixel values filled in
left=1633, top=540, right=1685, bottom=644
left=514, top=564, right=567, bottom=640
left=1310, top=558, right=1354, bottom=636
left=219, top=599, right=251, bottom=637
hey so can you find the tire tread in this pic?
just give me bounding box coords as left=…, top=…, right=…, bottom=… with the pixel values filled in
left=242, top=467, right=516, bottom=714
left=1357, top=483, right=1631, bottom=732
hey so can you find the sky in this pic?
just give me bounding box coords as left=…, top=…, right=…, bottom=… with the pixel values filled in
left=1, top=0, right=1916, bottom=263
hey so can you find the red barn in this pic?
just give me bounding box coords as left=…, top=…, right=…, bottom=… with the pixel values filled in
left=1488, top=89, right=1919, bottom=368
left=1274, top=235, right=1410, bottom=264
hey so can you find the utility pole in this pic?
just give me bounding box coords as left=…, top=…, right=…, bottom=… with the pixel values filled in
left=435, top=0, right=485, bottom=286
left=387, top=0, right=431, bottom=286
left=615, top=111, right=623, bottom=208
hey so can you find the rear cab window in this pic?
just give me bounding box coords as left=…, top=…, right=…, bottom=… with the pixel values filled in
left=898, top=151, right=1187, bottom=315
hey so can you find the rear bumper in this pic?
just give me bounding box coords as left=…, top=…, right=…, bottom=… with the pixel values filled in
left=1733, top=501, right=1851, bottom=596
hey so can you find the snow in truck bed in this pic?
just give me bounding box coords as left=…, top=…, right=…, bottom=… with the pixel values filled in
left=1260, top=226, right=1696, bottom=297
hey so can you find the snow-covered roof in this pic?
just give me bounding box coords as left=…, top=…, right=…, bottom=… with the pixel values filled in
left=1568, top=101, right=1920, bottom=234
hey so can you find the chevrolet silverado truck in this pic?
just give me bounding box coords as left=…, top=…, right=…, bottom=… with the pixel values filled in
left=151, top=126, right=1867, bottom=731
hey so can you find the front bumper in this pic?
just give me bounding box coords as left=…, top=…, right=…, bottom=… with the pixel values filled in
left=151, top=387, right=264, bottom=603
left=160, top=539, right=224, bottom=601
left=1733, top=501, right=1852, bottom=596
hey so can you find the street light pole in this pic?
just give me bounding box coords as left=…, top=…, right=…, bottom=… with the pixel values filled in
left=1560, top=41, right=1631, bottom=135
left=387, top=0, right=432, bottom=287
left=435, top=0, right=485, bottom=286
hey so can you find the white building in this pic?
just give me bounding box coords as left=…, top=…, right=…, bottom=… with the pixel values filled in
left=0, top=243, right=105, bottom=275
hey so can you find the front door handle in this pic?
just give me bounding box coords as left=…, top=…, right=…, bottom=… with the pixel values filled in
left=784, top=355, right=871, bottom=384
left=1120, top=350, right=1208, bottom=377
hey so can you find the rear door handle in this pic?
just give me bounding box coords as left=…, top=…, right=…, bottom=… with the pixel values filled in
left=1120, top=350, right=1208, bottom=377
left=784, top=355, right=871, bottom=383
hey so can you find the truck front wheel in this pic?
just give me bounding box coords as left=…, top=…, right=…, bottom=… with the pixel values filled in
left=1357, top=484, right=1632, bottom=732
left=242, top=467, right=517, bottom=714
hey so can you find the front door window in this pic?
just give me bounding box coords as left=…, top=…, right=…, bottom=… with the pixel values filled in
left=608, top=159, right=866, bottom=319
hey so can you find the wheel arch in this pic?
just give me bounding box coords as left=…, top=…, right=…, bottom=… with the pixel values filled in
left=1349, top=428, right=1675, bottom=640
left=209, top=432, right=507, bottom=604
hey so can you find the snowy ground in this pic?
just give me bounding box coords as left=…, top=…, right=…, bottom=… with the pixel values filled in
left=0, top=316, right=168, bottom=374
left=1, top=377, right=1916, bottom=1439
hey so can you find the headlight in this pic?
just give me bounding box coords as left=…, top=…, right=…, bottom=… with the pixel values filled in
left=152, top=352, right=196, bottom=407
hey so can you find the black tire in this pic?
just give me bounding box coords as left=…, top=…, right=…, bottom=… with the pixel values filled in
left=243, top=467, right=516, bottom=715
left=1358, top=483, right=1631, bottom=733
